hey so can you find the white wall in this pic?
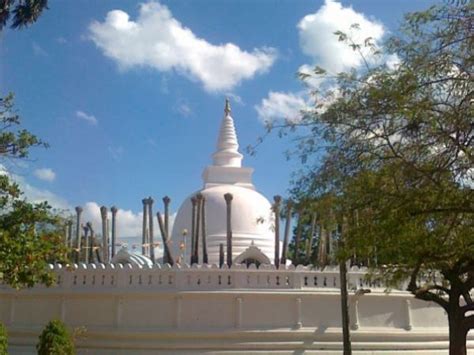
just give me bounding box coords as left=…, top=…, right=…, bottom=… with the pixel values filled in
left=1, top=263, right=473, bottom=354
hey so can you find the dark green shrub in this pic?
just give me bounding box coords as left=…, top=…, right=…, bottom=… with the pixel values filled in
left=0, top=323, right=7, bottom=355
left=37, top=320, right=75, bottom=355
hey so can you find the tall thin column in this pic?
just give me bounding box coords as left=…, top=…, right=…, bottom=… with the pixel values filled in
left=83, top=224, right=90, bottom=264
left=190, top=197, right=197, bottom=264
left=163, top=196, right=171, bottom=241
left=86, top=222, right=95, bottom=263
left=100, top=206, right=109, bottom=263
left=142, top=198, right=148, bottom=256
left=201, top=195, right=208, bottom=264
left=281, top=200, right=292, bottom=265
left=163, top=196, right=173, bottom=265
left=74, top=206, right=83, bottom=263
left=219, top=243, right=225, bottom=268
left=111, top=206, right=118, bottom=258
left=194, top=193, right=203, bottom=264
left=224, top=193, right=233, bottom=267
left=273, top=195, right=281, bottom=268
left=158, top=212, right=175, bottom=266
left=148, top=197, right=155, bottom=263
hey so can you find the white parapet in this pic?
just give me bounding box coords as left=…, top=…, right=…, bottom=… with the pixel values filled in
left=1, top=263, right=472, bottom=354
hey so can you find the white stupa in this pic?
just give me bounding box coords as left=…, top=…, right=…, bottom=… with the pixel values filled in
left=171, top=99, right=275, bottom=265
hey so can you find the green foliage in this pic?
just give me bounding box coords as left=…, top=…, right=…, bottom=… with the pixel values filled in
left=0, top=323, right=7, bottom=355
left=0, top=0, right=49, bottom=31
left=37, top=320, right=75, bottom=355
left=1, top=93, right=47, bottom=159
left=282, top=2, right=473, bottom=350
left=0, top=94, right=68, bottom=289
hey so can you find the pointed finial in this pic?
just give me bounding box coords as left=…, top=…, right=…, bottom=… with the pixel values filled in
left=224, top=98, right=231, bottom=115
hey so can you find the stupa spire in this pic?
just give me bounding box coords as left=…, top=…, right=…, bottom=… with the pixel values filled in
left=212, top=99, right=243, bottom=167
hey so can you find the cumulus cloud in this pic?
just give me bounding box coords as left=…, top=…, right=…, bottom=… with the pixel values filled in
left=256, top=1, right=387, bottom=124
left=76, top=110, right=98, bottom=125
left=88, top=2, right=276, bottom=92
left=255, top=91, right=307, bottom=124
left=81, top=201, right=175, bottom=255
left=34, top=168, right=56, bottom=182
left=298, top=0, right=385, bottom=74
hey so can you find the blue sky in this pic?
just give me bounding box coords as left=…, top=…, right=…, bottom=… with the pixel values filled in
left=1, top=0, right=434, bottom=238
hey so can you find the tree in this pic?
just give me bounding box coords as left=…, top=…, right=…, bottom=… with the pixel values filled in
left=282, top=2, right=473, bottom=354
left=36, top=320, right=75, bottom=355
left=0, top=323, right=7, bottom=355
left=0, top=0, right=48, bottom=30
left=1, top=93, right=67, bottom=289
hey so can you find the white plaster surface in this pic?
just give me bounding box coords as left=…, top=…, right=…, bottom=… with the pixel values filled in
left=1, top=264, right=473, bottom=354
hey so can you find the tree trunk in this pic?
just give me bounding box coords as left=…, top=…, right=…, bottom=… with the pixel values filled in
left=448, top=311, right=467, bottom=355
left=339, top=259, right=351, bottom=355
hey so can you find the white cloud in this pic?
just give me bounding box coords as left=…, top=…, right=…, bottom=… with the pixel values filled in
left=174, top=102, right=192, bottom=117
left=255, top=91, right=307, bottom=124
left=82, top=201, right=176, bottom=242
left=34, top=168, right=56, bottom=182
left=256, top=1, right=387, bottom=124
left=298, top=0, right=385, bottom=74
left=76, top=110, right=98, bottom=125
left=32, top=42, right=48, bottom=57
left=88, top=2, right=276, bottom=92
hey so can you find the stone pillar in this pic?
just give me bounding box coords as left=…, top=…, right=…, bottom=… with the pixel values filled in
left=281, top=200, right=292, bottom=265
left=157, top=210, right=174, bottom=266
left=100, top=206, right=109, bottom=263
left=83, top=224, right=90, bottom=264
left=194, top=193, right=203, bottom=264
left=224, top=193, right=233, bottom=267
left=163, top=196, right=173, bottom=265
left=219, top=243, right=225, bottom=268
left=87, top=222, right=95, bottom=263
left=75, top=206, right=83, bottom=263
left=273, top=195, right=281, bottom=268
left=201, top=195, right=208, bottom=264
left=163, top=196, right=171, bottom=241
left=148, top=197, right=155, bottom=262
left=190, top=196, right=197, bottom=265
left=111, top=206, right=118, bottom=258
left=142, top=198, right=148, bottom=256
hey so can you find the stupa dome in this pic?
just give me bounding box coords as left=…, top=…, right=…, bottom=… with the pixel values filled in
left=170, top=99, right=276, bottom=264
left=171, top=185, right=274, bottom=264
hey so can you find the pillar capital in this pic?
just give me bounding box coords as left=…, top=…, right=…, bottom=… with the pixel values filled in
left=111, top=206, right=118, bottom=214
left=75, top=206, right=83, bottom=214
left=163, top=196, right=171, bottom=206
left=224, top=193, right=233, bottom=202
left=100, top=206, right=108, bottom=218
